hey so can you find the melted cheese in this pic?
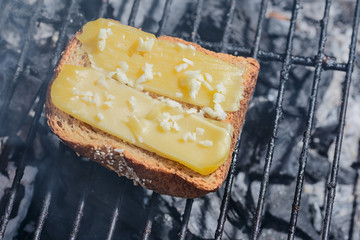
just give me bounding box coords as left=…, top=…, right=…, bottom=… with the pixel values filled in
left=51, top=65, right=233, bottom=175
left=76, top=18, right=245, bottom=111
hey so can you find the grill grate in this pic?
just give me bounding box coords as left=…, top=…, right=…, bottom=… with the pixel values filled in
left=0, top=0, right=359, bottom=239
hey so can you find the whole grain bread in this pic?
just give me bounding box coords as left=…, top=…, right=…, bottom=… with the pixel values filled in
left=45, top=26, right=259, bottom=199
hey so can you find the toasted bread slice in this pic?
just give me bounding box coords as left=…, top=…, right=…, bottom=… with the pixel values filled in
left=45, top=26, right=259, bottom=198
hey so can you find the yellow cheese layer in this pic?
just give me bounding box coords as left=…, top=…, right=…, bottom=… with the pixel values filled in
left=51, top=65, right=233, bottom=175
left=77, top=18, right=245, bottom=111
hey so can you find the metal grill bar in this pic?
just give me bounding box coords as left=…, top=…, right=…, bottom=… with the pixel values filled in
left=178, top=199, right=194, bottom=240
left=0, top=0, right=77, bottom=233
left=106, top=181, right=129, bottom=240
left=175, top=1, right=205, bottom=238
left=191, top=0, right=203, bottom=42
left=198, top=41, right=347, bottom=71
left=69, top=163, right=95, bottom=240
left=251, top=0, right=269, bottom=59
left=215, top=134, right=242, bottom=240
left=214, top=0, right=269, bottom=237
left=67, top=2, right=110, bottom=239
left=287, top=0, right=332, bottom=238
left=251, top=0, right=300, bottom=238
left=212, top=6, right=265, bottom=240
left=220, top=0, right=236, bottom=52
left=321, top=0, right=360, bottom=238
left=156, top=0, right=173, bottom=36
left=142, top=192, right=160, bottom=240
left=33, top=144, right=65, bottom=240
left=0, top=0, right=43, bottom=134
left=128, top=0, right=140, bottom=27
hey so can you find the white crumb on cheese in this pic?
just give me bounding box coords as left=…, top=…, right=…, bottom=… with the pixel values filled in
left=138, top=136, right=144, bottom=143
left=136, top=63, right=154, bottom=84
left=203, top=81, right=214, bottom=91
left=176, top=92, right=183, bottom=97
left=177, top=43, right=196, bottom=52
left=106, top=94, right=115, bottom=100
left=183, top=132, right=196, bottom=142
left=93, top=93, right=101, bottom=106
left=79, top=91, right=93, bottom=103
left=159, top=112, right=171, bottom=131
left=137, top=37, right=155, bottom=52
left=216, top=82, right=226, bottom=94
left=98, top=28, right=108, bottom=51
left=119, top=60, right=129, bottom=72
left=182, top=70, right=202, bottom=99
left=135, top=84, right=144, bottom=91
left=202, top=103, right=227, bottom=120
left=157, top=72, right=162, bottom=77
left=196, top=127, right=205, bottom=135
left=96, top=76, right=109, bottom=89
left=72, top=110, right=80, bottom=114
left=70, top=96, right=79, bottom=101
left=182, top=58, right=194, bottom=66
left=174, top=63, right=189, bottom=72
left=159, top=112, right=182, bottom=132
left=199, top=140, right=213, bottom=147
left=189, top=79, right=201, bottom=99
left=96, top=113, right=104, bottom=121
left=128, top=96, right=137, bottom=111
left=158, top=97, right=183, bottom=109
left=204, top=73, right=213, bottom=82
left=213, top=92, right=225, bottom=104
left=107, top=22, right=114, bottom=27
left=116, top=68, right=132, bottom=86
left=103, top=101, right=113, bottom=108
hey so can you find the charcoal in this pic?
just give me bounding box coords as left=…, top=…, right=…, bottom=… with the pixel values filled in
left=305, top=149, right=330, bottom=183
left=310, top=123, right=338, bottom=157
left=264, top=183, right=319, bottom=239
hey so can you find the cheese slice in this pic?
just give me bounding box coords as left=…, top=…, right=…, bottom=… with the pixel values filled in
left=77, top=18, right=245, bottom=111
left=51, top=65, right=233, bottom=175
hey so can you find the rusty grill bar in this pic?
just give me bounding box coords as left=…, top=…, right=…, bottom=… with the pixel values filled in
left=0, top=0, right=359, bottom=239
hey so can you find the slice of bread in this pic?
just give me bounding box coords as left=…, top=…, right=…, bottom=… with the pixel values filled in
left=46, top=26, right=259, bottom=198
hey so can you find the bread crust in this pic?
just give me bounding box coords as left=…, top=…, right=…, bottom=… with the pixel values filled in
left=45, top=26, right=259, bottom=198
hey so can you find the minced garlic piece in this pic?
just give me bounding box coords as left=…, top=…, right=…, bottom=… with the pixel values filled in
left=199, top=140, right=213, bottom=147
left=96, top=76, right=109, bottom=89
left=137, top=37, right=155, bottom=52
left=159, top=112, right=183, bottom=132
left=183, top=132, right=196, bottom=142
left=128, top=96, right=136, bottom=111
left=177, top=42, right=196, bottom=52
left=175, top=63, right=189, bottom=72
left=213, top=93, right=225, bottom=104
left=183, top=58, right=194, bottom=66
left=93, top=93, right=101, bottom=106
left=203, top=103, right=227, bottom=120
left=137, top=63, right=154, bottom=84
left=96, top=113, right=104, bottom=121
left=98, top=28, right=107, bottom=51
left=118, top=60, right=129, bottom=72
left=196, top=127, right=205, bottom=135
left=216, top=82, right=226, bottom=94
left=204, top=73, right=213, bottom=82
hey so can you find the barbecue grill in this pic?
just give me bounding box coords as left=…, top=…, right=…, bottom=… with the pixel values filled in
left=0, top=0, right=359, bottom=239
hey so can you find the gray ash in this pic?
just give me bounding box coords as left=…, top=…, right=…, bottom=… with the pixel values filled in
left=0, top=0, right=359, bottom=239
